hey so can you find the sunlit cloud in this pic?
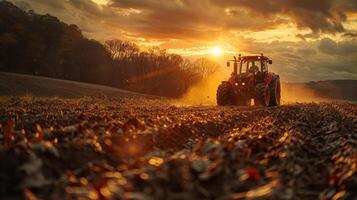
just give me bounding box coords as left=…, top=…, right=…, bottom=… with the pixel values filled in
left=92, top=0, right=110, bottom=6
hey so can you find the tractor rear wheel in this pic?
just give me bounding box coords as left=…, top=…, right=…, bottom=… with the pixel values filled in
left=269, top=77, right=281, bottom=106
left=254, top=83, right=270, bottom=106
left=217, top=82, right=235, bottom=106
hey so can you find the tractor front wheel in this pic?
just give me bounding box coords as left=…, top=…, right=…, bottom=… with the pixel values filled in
left=217, top=82, right=235, bottom=106
left=254, top=83, right=270, bottom=106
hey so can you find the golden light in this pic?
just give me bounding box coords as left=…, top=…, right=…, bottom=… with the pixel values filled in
left=148, top=156, right=164, bottom=167
left=92, top=0, right=110, bottom=5
left=212, top=47, right=222, bottom=56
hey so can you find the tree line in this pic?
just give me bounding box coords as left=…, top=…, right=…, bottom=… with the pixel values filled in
left=0, top=1, right=219, bottom=97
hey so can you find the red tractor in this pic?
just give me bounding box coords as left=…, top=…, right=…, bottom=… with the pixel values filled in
left=216, top=54, right=281, bottom=106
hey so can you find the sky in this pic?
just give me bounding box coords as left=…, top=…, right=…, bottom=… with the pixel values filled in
left=10, top=0, right=357, bottom=82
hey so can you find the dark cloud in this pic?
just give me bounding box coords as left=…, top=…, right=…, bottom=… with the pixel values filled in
left=343, top=32, right=357, bottom=38
left=210, top=0, right=349, bottom=33
left=108, top=0, right=281, bottom=39
left=336, top=0, right=357, bottom=12
left=318, top=38, right=339, bottom=54
left=13, top=0, right=357, bottom=40
left=296, top=48, right=317, bottom=56
left=234, top=36, right=357, bottom=81
left=296, top=34, right=307, bottom=41
left=23, top=0, right=66, bottom=10
left=280, top=53, right=302, bottom=60
left=318, top=38, right=357, bottom=55
left=296, top=32, right=321, bottom=41
left=108, top=0, right=355, bottom=39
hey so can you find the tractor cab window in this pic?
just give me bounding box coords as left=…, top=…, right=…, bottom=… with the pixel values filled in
left=261, top=60, right=268, bottom=72
left=240, top=60, right=261, bottom=74
left=240, top=60, right=247, bottom=73
left=248, top=61, right=260, bottom=73
left=239, top=60, right=245, bottom=73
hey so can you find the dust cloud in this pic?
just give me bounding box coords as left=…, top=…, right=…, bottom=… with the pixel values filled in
left=176, top=73, right=326, bottom=106
left=177, top=73, right=224, bottom=106
left=281, top=84, right=326, bottom=103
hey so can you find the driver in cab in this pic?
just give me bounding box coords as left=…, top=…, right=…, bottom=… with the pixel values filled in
left=249, top=61, right=259, bottom=73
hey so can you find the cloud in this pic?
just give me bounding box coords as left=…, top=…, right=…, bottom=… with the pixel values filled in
left=295, top=32, right=321, bottom=41
left=13, top=0, right=357, bottom=41
left=24, top=0, right=66, bottom=10
left=209, top=0, right=351, bottom=33
left=108, top=0, right=354, bottom=38
left=296, top=48, right=317, bottom=56
left=232, top=36, right=357, bottom=81
left=318, top=37, right=357, bottom=55
left=109, top=0, right=284, bottom=39
left=343, top=32, right=357, bottom=38
left=318, top=38, right=339, bottom=54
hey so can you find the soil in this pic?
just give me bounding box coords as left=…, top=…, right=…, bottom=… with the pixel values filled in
left=0, top=96, right=356, bottom=200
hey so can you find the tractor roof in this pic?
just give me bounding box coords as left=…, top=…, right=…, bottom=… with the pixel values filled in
left=227, top=55, right=272, bottom=62
left=241, top=55, right=270, bottom=61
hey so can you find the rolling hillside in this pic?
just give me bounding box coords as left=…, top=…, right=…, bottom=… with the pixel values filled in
left=1, top=72, right=356, bottom=103
left=0, top=72, right=154, bottom=98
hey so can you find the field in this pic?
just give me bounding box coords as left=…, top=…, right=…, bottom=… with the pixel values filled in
left=0, top=73, right=356, bottom=199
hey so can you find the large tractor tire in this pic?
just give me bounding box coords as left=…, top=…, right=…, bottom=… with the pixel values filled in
left=217, top=82, right=235, bottom=106
left=254, top=83, right=270, bottom=106
left=269, top=77, right=281, bottom=106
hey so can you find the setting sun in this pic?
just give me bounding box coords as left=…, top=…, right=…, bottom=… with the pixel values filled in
left=212, top=47, right=222, bottom=56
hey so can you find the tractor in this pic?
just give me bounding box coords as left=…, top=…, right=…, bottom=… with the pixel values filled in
left=216, top=54, right=281, bottom=106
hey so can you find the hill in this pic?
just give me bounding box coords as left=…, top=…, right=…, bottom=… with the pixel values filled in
left=0, top=72, right=152, bottom=98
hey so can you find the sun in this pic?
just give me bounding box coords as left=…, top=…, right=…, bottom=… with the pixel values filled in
left=212, top=47, right=222, bottom=56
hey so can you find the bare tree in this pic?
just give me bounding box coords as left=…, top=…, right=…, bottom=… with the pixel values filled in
left=104, top=39, right=139, bottom=60
left=193, top=58, right=220, bottom=77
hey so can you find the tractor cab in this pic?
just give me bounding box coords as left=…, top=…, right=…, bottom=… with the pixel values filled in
left=227, top=54, right=272, bottom=75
